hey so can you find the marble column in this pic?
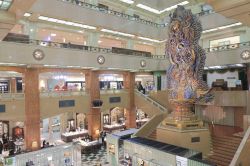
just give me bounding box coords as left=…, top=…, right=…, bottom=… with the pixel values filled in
left=85, top=71, right=101, bottom=139
left=24, top=68, right=40, bottom=151
left=10, top=78, right=16, bottom=93
left=123, top=72, right=136, bottom=128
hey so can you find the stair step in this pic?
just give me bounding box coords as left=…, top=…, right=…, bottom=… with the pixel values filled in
left=212, top=148, right=236, bottom=157
left=209, top=155, right=231, bottom=165
left=212, top=142, right=239, bottom=151
left=212, top=135, right=242, bottom=142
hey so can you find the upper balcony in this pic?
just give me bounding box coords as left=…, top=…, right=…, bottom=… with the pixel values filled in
left=28, top=0, right=238, bottom=40
left=0, top=37, right=169, bottom=71
left=205, top=41, right=250, bottom=66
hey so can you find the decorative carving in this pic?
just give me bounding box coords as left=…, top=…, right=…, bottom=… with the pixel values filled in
left=97, top=55, right=105, bottom=64
left=241, top=50, right=250, bottom=60
left=165, top=6, right=208, bottom=129
left=33, top=49, right=45, bottom=61
left=140, top=60, right=146, bottom=67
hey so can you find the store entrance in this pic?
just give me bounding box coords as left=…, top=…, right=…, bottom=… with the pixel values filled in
left=41, top=112, right=87, bottom=146
left=103, top=107, right=126, bottom=133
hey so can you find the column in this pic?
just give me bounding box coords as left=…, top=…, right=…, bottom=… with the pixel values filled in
left=123, top=72, right=136, bottom=128
left=126, top=39, right=134, bottom=50
left=85, top=71, right=101, bottom=139
left=24, top=68, right=40, bottom=151
left=86, top=32, right=100, bottom=47
left=23, top=21, right=37, bottom=39
left=10, top=78, right=16, bottom=93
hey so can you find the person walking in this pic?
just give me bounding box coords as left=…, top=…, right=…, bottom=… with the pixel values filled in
left=0, top=141, right=3, bottom=154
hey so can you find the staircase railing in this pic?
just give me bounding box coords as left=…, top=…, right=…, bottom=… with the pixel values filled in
left=134, top=112, right=168, bottom=138
left=230, top=126, right=250, bottom=166
left=134, top=90, right=168, bottom=113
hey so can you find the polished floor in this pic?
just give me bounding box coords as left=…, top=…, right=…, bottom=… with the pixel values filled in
left=81, top=146, right=109, bottom=166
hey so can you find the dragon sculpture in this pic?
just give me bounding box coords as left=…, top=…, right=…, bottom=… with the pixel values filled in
left=165, top=6, right=208, bottom=127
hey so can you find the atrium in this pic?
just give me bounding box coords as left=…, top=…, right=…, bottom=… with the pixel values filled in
left=0, top=0, right=250, bottom=166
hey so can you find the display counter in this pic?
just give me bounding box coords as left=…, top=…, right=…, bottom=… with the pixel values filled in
left=3, top=143, right=82, bottom=166
left=136, top=118, right=150, bottom=128
left=103, top=124, right=125, bottom=133
left=61, top=129, right=88, bottom=142
left=74, top=139, right=102, bottom=154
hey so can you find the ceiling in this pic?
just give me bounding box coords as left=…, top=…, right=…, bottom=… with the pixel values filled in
left=134, top=0, right=186, bottom=11
left=207, top=0, right=250, bottom=26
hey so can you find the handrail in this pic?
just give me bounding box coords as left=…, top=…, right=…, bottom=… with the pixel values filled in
left=134, top=90, right=168, bottom=112
left=0, top=93, right=24, bottom=100
left=40, top=90, right=88, bottom=97
left=4, top=37, right=249, bottom=58
left=230, top=126, right=250, bottom=166
left=100, top=89, right=127, bottom=94
left=3, top=37, right=165, bottom=59
left=204, top=41, right=250, bottom=53
left=60, top=0, right=214, bottom=27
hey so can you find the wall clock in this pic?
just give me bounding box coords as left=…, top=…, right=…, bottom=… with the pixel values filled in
left=97, top=55, right=105, bottom=64
left=33, top=49, right=45, bottom=61
left=241, top=50, right=250, bottom=60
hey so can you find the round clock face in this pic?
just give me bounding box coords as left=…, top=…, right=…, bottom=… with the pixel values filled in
left=140, top=60, right=146, bottom=67
left=33, top=49, right=45, bottom=61
left=241, top=50, right=250, bottom=60
left=97, top=55, right=105, bottom=64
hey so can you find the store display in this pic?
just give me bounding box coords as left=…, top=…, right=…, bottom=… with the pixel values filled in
left=103, top=114, right=110, bottom=125
left=12, top=126, right=24, bottom=140
left=103, top=124, right=125, bottom=133
left=0, top=121, right=9, bottom=137
left=61, top=129, right=88, bottom=142
left=0, top=80, right=9, bottom=93
left=108, top=143, right=115, bottom=154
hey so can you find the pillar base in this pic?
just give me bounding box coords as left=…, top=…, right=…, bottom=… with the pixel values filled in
left=156, top=126, right=211, bottom=157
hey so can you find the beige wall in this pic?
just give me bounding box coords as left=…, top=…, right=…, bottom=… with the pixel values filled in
left=156, top=127, right=211, bottom=156
left=100, top=92, right=129, bottom=112
left=40, top=95, right=90, bottom=119
left=0, top=100, right=25, bottom=121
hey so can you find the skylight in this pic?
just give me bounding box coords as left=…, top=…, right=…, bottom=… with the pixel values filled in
left=202, top=22, right=242, bottom=33
left=136, top=1, right=189, bottom=14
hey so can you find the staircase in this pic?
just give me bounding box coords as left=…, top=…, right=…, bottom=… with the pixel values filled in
left=207, top=135, right=242, bottom=166
left=147, top=130, right=157, bottom=140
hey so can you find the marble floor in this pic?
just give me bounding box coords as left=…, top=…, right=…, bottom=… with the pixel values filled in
left=81, top=146, right=110, bottom=166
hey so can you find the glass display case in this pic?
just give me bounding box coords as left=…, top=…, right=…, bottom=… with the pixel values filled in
left=6, top=143, right=82, bottom=166
left=0, top=121, right=9, bottom=137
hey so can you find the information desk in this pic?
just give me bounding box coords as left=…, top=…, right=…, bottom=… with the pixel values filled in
left=61, top=130, right=88, bottom=142
left=103, top=124, right=125, bottom=133
left=75, top=139, right=102, bottom=154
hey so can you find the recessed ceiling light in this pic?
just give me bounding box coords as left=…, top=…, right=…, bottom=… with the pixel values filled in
left=98, top=40, right=102, bottom=43
left=101, top=29, right=135, bottom=37
left=51, top=33, right=57, bottom=37
left=119, top=0, right=134, bottom=4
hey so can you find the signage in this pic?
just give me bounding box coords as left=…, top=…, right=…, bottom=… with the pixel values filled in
left=0, top=105, right=5, bottom=113
left=59, top=100, right=75, bottom=108
left=109, top=97, right=121, bottom=103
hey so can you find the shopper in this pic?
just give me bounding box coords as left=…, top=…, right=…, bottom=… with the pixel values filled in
left=42, top=140, right=46, bottom=148
left=0, top=141, right=3, bottom=154
left=2, top=134, right=8, bottom=151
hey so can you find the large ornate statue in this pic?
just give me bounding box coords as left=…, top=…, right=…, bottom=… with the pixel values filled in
left=165, top=6, right=208, bottom=129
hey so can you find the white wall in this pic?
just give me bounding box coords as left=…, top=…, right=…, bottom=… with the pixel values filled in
left=207, top=70, right=239, bottom=87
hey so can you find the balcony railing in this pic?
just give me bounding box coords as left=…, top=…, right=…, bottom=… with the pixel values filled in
left=0, top=93, right=24, bottom=100
left=40, top=90, right=88, bottom=98
left=204, top=41, right=250, bottom=53
left=60, top=0, right=213, bottom=28
left=3, top=36, right=166, bottom=59
left=134, top=90, right=168, bottom=112
left=100, top=89, right=127, bottom=94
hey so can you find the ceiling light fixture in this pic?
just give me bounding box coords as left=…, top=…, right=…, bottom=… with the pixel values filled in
left=51, top=33, right=57, bottom=37
left=138, top=36, right=161, bottom=43
left=24, top=13, right=31, bottom=17
left=100, top=29, right=135, bottom=37
left=202, top=22, right=242, bottom=33
left=38, top=15, right=96, bottom=30
left=119, top=0, right=134, bottom=4
left=136, top=1, right=189, bottom=14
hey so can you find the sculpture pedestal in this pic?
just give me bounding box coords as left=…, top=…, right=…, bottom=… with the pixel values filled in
left=156, top=126, right=211, bottom=157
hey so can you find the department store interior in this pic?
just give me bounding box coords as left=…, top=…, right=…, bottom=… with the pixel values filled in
left=0, top=0, right=250, bottom=166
